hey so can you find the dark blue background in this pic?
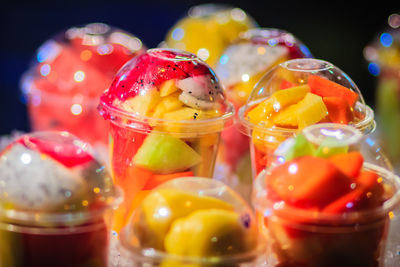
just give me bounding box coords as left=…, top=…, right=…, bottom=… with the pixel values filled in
left=0, top=0, right=395, bottom=135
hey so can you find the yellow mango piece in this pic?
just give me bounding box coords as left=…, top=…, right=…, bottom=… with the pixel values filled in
left=246, top=85, right=310, bottom=125
left=120, top=89, right=161, bottom=116
left=152, top=91, right=183, bottom=118
left=273, top=103, right=300, bottom=128
left=159, top=79, right=179, bottom=97
left=296, top=93, right=328, bottom=129
left=135, top=188, right=233, bottom=250
left=164, top=209, right=256, bottom=257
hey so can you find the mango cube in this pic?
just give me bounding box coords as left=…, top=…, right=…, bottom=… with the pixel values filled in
left=152, top=92, right=183, bottom=118
left=120, top=90, right=161, bottom=116
left=159, top=79, right=179, bottom=97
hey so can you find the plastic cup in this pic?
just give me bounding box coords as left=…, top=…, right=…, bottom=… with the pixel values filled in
left=364, top=12, right=400, bottom=172
left=162, top=3, right=257, bottom=67
left=253, top=123, right=400, bottom=267
left=238, top=58, right=376, bottom=179
left=118, top=177, right=266, bottom=266
left=98, top=48, right=234, bottom=233
left=214, top=28, right=313, bottom=202
left=0, top=131, right=122, bottom=267
left=20, top=22, right=145, bottom=149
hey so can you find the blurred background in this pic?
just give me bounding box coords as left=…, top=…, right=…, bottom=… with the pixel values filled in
left=0, top=0, right=396, bottom=135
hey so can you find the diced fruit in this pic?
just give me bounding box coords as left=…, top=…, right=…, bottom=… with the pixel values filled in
left=273, top=103, right=300, bottom=127
left=328, top=152, right=364, bottom=178
left=314, top=137, right=349, bottom=158
left=142, top=171, right=194, bottom=190
left=133, top=134, right=202, bottom=174
left=323, top=97, right=354, bottom=124
left=284, top=134, right=316, bottom=161
left=246, top=98, right=274, bottom=125
left=120, top=89, right=161, bottom=116
left=159, top=79, right=179, bottom=97
left=268, top=156, right=353, bottom=208
left=164, top=209, right=255, bottom=257
left=308, top=75, right=358, bottom=107
left=280, top=80, right=296, bottom=90
left=323, top=170, right=383, bottom=213
left=152, top=91, right=183, bottom=118
left=136, top=188, right=234, bottom=249
left=163, top=107, right=203, bottom=121
left=296, top=93, right=328, bottom=129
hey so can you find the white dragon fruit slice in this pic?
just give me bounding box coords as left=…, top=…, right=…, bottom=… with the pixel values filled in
left=0, top=144, right=86, bottom=211
left=176, top=75, right=224, bottom=110
left=215, top=42, right=289, bottom=87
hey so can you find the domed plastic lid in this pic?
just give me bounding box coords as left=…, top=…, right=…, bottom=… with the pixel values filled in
left=238, top=58, right=375, bottom=136
left=0, top=131, right=121, bottom=226
left=364, top=12, right=400, bottom=71
left=99, top=48, right=234, bottom=135
left=120, top=177, right=263, bottom=264
left=254, top=123, right=400, bottom=224
left=21, top=22, right=145, bottom=99
left=163, top=3, right=257, bottom=66
left=215, top=28, right=312, bottom=106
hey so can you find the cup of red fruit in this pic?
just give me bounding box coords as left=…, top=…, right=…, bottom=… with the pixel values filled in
left=118, top=177, right=265, bottom=266
left=0, top=131, right=122, bottom=267
left=98, top=48, right=234, bottom=233
left=20, top=22, right=145, bottom=149
left=253, top=123, right=400, bottom=267
left=238, top=58, right=376, bottom=178
left=214, top=28, right=312, bottom=201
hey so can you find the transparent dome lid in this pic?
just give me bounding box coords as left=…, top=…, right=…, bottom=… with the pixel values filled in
left=215, top=28, right=312, bottom=106
left=0, top=131, right=121, bottom=225
left=238, top=58, right=375, bottom=136
left=254, top=123, right=400, bottom=223
left=163, top=3, right=257, bottom=66
left=364, top=12, right=400, bottom=71
left=99, top=48, right=234, bottom=134
left=120, top=177, right=262, bottom=264
left=21, top=22, right=146, bottom=99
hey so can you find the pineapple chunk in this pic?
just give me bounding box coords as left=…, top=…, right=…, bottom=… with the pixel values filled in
left=296, top=93, right=328, bottom=129
left=120, top=89, right=161, bottom=116
left=152, top=91, right=183, bottom=118
left=159, top=79, right=179, bottom=97
left=273, top=103, right=300, bottom=128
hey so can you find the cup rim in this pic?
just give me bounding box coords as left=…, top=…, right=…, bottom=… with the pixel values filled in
left=0, top=186, right=123, bottom=227
left=237, top=101, right=376, bottom=137
left=253, top=162, right=400, bottom=225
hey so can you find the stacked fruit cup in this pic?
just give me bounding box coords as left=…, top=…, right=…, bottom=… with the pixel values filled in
left=253, top=123, right=400, bottom=266
left=0, top=131, right=122, bottom=267
left=162, top=3, right=258, bottom=67
left=238, top=58, right=376, bottom=179
left=118, top=177, right=266, bottom=266
left=20, top=23, right=145, bottom=149
left=214, top=28, right=313, bottom=200
left=98, top=48, right=234, bottom=233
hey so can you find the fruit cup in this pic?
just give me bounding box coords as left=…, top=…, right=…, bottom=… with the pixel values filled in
left=0, top=131, right=122, bottom=267
left=364, top=12, right=400, bottom=172
left=20, top=22, right=145, bottom=150
left=214, top=28, right=313, bottom=201
left=253, top=123, right=400, bottom=267
left=162, top=3, right=257, bottom=67
left=118, top=177, right=266, bottom=266
left=98, top=48, right=234, bottom=233
left=238, top=58, right=376, bottom=178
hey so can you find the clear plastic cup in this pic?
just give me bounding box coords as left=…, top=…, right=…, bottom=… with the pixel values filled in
left=118, top=177, right=266, bottom=266
left=20, top=22, right=146, bottom=149
left=238, top=58, right=376, bottom=178
left=253, top=123, right=400, bottom=267
left=162, top=3, right=257, bottom=67
left=98, top=48, right=234, bottom=233
left=214, top=28, right=313, bottom=202
left=364, top=12, right=400, bottom=172
left=0, top=131, right=122, bottom=267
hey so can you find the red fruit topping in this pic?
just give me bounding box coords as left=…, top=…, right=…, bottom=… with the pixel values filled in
left=280, top=80, right=297, bottom=90
left=328, top=152, right=364, bottom=179
left=17, top=135, right=94, bottom=168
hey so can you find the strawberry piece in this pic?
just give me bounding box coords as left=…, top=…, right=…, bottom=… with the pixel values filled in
left=323, top=96, right=354, bottom=124
left=328, top=152, right=364, bottom=179
left=142, top=171, right=194, bottom=190
left=280, top=80, right=296, bottom=90
left=17, top=135, right=94, bottom=168
left=308, top=75, right=358, bottom=107
left=268, top=156, right=353, bottom=208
